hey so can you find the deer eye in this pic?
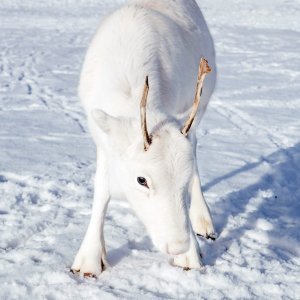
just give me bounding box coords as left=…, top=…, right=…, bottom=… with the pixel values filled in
left=137, top=177, right=149, bottom=188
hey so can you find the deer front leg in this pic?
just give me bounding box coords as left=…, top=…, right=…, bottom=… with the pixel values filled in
left=172, top=224, right=204, bottom=270
left=71, top=149, right=110, bottom=277
left=189, top=170, right=217, bottom=240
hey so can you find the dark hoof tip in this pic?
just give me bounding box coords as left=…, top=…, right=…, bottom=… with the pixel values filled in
left=70, top=269, right=79, bottom=274
left=206, top=233, right=218, bottom=241
left=84, top=272, right=97, bottom=278
left=183, top=267, right=191, bottom=271
left=196, top=233, right=218, bottom=241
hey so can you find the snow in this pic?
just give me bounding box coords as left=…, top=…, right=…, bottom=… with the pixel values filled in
left=0, top=0, right=299, bottom=299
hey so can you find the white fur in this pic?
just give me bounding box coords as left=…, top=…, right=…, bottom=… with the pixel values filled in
left=72, top=0, right=216, bottom=277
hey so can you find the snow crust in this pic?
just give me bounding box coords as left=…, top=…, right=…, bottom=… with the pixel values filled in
left=0, top=0, right=299, bottom=299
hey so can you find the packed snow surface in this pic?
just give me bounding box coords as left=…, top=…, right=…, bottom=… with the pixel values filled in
left=0, top=0, right=299, bottom=299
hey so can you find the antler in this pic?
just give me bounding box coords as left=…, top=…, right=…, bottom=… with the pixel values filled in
left=181, top=58, right=211, bottom=136
left=140, top=76, right=152, bottom=151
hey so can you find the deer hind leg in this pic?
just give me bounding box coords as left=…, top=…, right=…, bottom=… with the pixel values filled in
left=189, top=170, right=217, bottom=240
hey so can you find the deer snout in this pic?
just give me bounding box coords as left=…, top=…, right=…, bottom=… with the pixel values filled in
left=167, top=239, right=190, bottom=255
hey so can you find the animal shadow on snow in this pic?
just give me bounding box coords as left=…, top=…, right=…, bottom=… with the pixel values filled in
left=107, top=236, right=153, bottom=267
left=202, top=142, right=300, bottom=265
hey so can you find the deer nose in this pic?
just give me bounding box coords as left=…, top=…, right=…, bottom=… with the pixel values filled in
left=167, top=240, right=189, bottom=255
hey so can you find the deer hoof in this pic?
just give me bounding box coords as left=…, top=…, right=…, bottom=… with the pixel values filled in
left=197, top=232, right=218, bottom=241
left=71, top=250, right=108, bottom=278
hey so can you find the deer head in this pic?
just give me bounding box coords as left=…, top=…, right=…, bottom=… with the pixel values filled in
left=92, top=58, right=211, bottom=255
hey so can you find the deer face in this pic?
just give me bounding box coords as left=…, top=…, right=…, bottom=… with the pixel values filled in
left=120, top=125, right=195, bottom=255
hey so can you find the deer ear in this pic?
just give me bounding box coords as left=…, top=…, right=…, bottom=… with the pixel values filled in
left=91, top=109, right=135, bottom=151
left=92, top=109, right=115, bottom=134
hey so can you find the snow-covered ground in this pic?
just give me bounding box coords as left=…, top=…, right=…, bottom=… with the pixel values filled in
left=0, top=0, right=299, bottom=299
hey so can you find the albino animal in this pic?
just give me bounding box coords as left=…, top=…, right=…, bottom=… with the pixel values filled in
left=71, top=0, right=217, bottom=277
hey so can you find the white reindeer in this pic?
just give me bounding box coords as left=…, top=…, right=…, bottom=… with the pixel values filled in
left=71, top=0, right=217, bottom=277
